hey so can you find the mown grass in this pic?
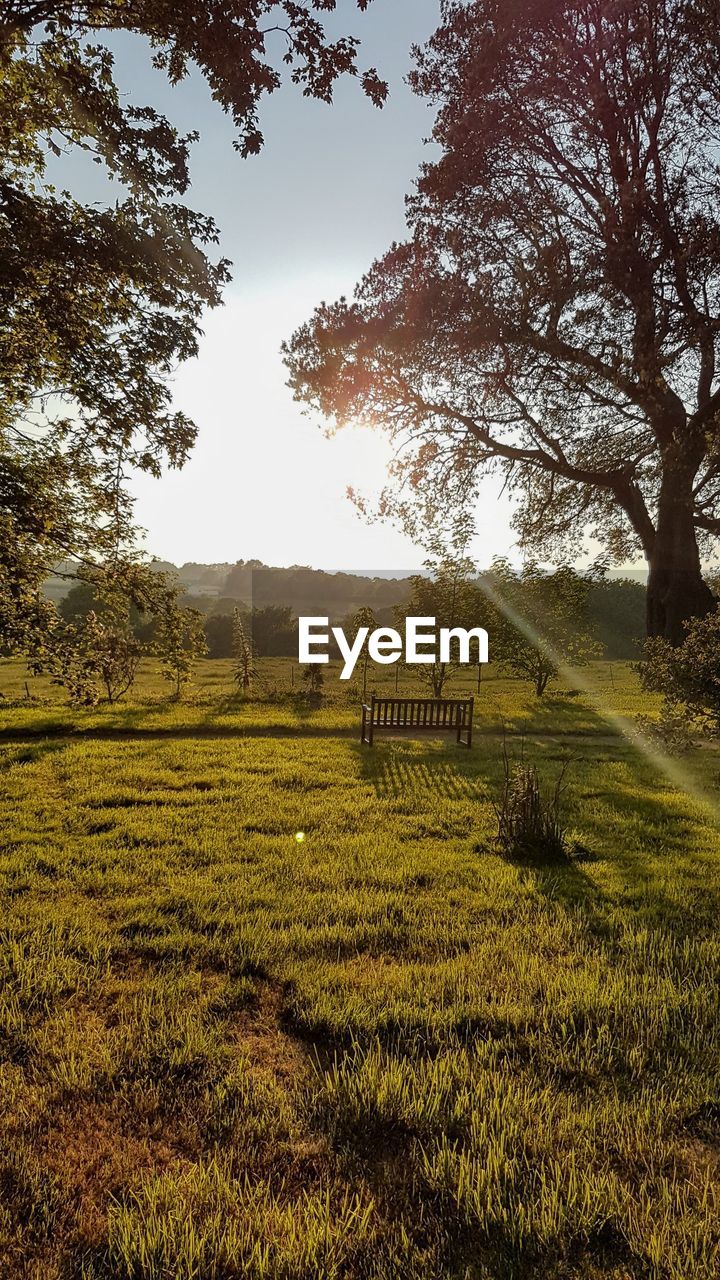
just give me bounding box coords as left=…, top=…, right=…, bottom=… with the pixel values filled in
left=0, top=659, right=719, bottom=1278
left=0, top=656, right=650, bottom=738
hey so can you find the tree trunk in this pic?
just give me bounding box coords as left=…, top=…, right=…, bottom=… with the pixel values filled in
left=535, top=670, right=549, bottom=697
left=646, top=464, right=715, bottom=644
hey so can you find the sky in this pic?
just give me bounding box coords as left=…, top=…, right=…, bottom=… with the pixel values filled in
left=101, top=0, right=519, bottom=572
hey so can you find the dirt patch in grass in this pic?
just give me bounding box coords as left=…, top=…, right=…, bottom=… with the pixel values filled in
left=38, top=1096, right=188, bottom=1250
left=227, top=978, right=309, bottom=1087
left=217, top=978, right=336, bottom=1200
left=678, top=1136, right=720, bottom=1183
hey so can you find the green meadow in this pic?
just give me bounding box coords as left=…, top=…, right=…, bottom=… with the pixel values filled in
left=1, top=659, right=719, bottom=1278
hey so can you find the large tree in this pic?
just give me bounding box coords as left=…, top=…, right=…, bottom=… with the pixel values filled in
left=0, top=1, right=385, bottom=645
left=285, top=0, right=720, bottom=643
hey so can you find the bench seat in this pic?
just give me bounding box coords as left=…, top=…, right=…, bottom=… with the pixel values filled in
left=361, top=696, right=473, bottom=747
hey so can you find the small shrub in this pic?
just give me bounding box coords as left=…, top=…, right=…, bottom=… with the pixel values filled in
left=493, top=746, right=570, bottom=863
left=36, top=611, right=143, bottom=705
left=302, top=664, right=324, bottom=696
left=154, top=601, right=207, bottom=700
left=232, top=610, right=259, bottom=695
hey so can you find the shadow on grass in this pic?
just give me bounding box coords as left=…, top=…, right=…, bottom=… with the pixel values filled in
left=354, top=729, right=605, bottom=796
left=515, top=855, right=604, bottom=909
left=359, top=750, right=487, bottom=800
left=576, top=772, right=720, bottom=932
left=357, top=730, right=720, bottom=940
left=0, top=740, right=68, bottom=768
left=0, top=679, right=625, bottom=744
left=0, top=721, right=360, bottom=742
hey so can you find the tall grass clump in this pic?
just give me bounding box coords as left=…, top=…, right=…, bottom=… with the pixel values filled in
left=493, top=745, right=570, bottom=864
left=104, top=1161, right=375, bottom=1280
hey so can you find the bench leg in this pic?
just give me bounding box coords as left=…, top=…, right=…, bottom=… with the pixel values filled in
left=458, top=717, right=472, bottom=747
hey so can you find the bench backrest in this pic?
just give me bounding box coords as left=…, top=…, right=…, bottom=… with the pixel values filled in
left=369, top=697, right=472, bottom=727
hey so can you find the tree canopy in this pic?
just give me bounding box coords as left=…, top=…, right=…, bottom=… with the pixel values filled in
left=394, top=553, right=485, bottom=696
left=484, top=560, right=601, bottom=697
left=285, top=0, right=720, bottom=643
left=0, top=0, right=384, bottom=648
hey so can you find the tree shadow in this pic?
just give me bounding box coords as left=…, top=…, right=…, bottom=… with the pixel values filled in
left=572, top=770, right=720, bottom=936
left=0, top=740, right=68, bottom=769
left=355, top=727, right=720, bottom=945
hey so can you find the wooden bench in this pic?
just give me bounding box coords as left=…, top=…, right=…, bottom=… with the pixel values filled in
left=361, top=696, right=474, bottom=747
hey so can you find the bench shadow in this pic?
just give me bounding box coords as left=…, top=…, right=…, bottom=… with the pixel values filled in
left=362, top=752, right=487, bottom=800
left=354, top=734, right=489, bottom=800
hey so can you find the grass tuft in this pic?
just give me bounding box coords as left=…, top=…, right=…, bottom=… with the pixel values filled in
left=492, top=744, right=571, bottom=864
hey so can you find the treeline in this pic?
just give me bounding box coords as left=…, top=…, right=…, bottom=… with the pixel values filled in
left=58, top=586, right=299, bottom=659
left=58, top=569, right=647, bottom=661
left=203, top=570, right=647, bottom=662
left=221, top=562, right=412, bottom=616
left=585, top=577, right=647, bottom=660
left=49, top=559, right=411, bottom=612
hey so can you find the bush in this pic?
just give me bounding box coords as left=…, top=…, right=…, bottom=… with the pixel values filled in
left=637, top=707, right=697, bottom=756
left=637, top=606, right=720, bottom=738
left=32, top=611, right=142, bottom=705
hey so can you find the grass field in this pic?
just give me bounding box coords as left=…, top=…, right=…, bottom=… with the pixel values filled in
left=1, top=659, right=719, bottom=1278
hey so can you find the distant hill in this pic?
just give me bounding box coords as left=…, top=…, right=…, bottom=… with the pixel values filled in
left=41, top=558, right=415, bottom=619
left=43, top=560, right=234, bottom=602
left=221, top=561, right=412, bottom=620
left=43, top=558, right=647, bottom=611
left=41, top=557, right=649, bottom=659
left=163, top=562, right=234, bottom=597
